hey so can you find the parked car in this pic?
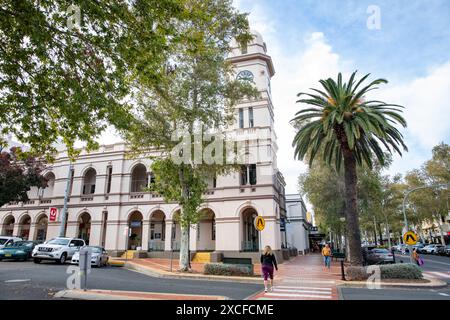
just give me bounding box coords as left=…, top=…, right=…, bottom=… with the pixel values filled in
left=0, top=236, right=22, bottom=249
left=422, top=244, right=445, bottom=254
left=32, top=237, right=85, bottom=264
left=71, top=246, right=109, bottom=267
left=396, top=244, right=407, bottom=253
left=0, top=241, right=40, bottom=261
left=445, top=245, right=450, bottom=257
left=413, top=243, right=425, bottom=253
left=366, top=248, right=395, bottom=265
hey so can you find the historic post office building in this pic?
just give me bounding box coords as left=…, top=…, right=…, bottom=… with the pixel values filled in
left=0, top=31, right=288, bottom=262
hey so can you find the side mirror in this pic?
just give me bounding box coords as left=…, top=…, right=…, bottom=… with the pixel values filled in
left=69, top=243, right=75, bottom=247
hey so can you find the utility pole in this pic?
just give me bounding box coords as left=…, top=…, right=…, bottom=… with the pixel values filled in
left=59, top=163, right=73, bottom=237
left=402, top=183, right=449, bottom=264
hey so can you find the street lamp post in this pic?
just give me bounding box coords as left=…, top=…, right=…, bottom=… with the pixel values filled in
left=402, top=183, right=449, bottom=264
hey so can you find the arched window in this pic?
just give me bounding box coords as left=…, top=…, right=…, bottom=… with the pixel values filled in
left=130, top=164, right=148, bottom=193
left=82, top=168, right=97, bottom=195
left=41, top=172, right=55, bottom=198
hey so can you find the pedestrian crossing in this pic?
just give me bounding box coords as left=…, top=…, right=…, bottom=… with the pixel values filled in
left=255, top=284, right=336, bottom=300
left=423, top=271, right=450, bottom=279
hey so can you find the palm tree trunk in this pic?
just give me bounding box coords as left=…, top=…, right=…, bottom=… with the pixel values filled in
left=342, top=149, right=363, bottom=265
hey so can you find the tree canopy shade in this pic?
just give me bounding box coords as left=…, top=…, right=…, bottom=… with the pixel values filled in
left=291, top=71, right=408, bottom=265
left=0, top=142, right=46, bottom=207
left=0, top=0, right=208, bottom=159
left=124, top=0, right=256, bottom=271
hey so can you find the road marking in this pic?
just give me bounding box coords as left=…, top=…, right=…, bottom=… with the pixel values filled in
left=424, top=271, right=450, bottom=279
left=438, top=293, right=449, bottom=297
left=264, top=292, right=332, bottom=299
left=4, top=279, right=31, bottom=283
left=276, top=286, right=332, bottom=291
left=273, top=288, right=332, bottom=294
left=281, top=278, right=336, bottom=284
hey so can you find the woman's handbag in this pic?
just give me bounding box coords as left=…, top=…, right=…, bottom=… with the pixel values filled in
left=418, top=257, right=424, bottom=266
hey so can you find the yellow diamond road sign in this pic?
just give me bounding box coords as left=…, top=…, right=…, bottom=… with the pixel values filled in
left=403, top=231, right=418, bottom=245
left=254, top=216, right=265, bottom=231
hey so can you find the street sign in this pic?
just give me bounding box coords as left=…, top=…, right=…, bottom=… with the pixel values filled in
left=403, top=231, right=418, bottom=245
left=280, top=218, right=286, bottom=232
left=49, top=207, right=58, bottom=222
left=254, top=216, right=265, bottom=231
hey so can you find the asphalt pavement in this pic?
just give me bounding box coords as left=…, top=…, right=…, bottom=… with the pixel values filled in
left=0, top=260, right=263, bottom=300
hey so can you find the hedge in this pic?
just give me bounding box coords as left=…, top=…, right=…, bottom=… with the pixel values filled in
left=347, top=263, right=423, bottom=281
left=204, top=263, right=254, bottom=277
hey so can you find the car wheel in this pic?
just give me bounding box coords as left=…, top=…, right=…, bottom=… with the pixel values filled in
left=33, top=258, right=41, bottom=264
left=58, top=253, right=67, bottom=264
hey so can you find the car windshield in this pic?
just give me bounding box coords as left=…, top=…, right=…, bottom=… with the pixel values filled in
left=373, top=249, right=389, bottom=253
left=47, top=239, right=70, bottom=245
left=0, top=238, right=8, bottom=245
left=90, top=247, right=102, bottom=253
left=11, top=241, right=32, bottom=247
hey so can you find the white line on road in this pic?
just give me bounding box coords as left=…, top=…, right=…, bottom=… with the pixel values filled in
left=264, top=292, right=332, bottom=299
left=438, top=293, right=449, bottom=297
left=273, top=288, right=332, bottom=294
left=4, top=279, right=31, bottom=283
left=275, top=286, right=332, bottom=291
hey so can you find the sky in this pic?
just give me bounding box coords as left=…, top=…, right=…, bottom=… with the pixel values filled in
left=232, top=0, right=450, bottom=201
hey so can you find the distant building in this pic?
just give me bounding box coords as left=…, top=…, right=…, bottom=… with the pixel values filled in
left=285, top=194, right=312, bottom=254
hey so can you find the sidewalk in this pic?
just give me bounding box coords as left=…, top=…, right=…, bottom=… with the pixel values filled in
left=55, top=289, right=228, bottom=300
left=118, top=257, right=265, bottom=283
left=248, top=254, right=341, bottom=300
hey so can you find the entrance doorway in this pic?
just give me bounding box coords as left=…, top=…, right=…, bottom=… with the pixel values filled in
left=77, top=213, right=91, bottom=244
left=128, top=211, right=143, bottom=250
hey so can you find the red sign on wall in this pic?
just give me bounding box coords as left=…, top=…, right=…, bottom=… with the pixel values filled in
left=49, top=207, right=58, bottom=222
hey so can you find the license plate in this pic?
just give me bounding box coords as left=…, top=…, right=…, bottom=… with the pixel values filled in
left=5, top=254, right=12, bottom=257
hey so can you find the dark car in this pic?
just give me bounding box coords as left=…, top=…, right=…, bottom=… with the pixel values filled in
left=445, top=245, right=450, bottom=257
left=366, top=248, right=395, bottom=265
left=0, top=241, right=41, bottom=261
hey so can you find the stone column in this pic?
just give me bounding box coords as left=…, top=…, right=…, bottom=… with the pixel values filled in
left=141, top=221, right=150, bottom=251
left=164, top=221, right=173, bottom=251
left=29, top=222, right=37, bottom=241
left=89, top=221, right=103, bottom=246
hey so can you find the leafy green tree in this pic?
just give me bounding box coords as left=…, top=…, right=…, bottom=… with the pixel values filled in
left=125, top=0, right=256, bottom=271
left=405, top=143, right=449, bottom=245
left=0, top=142, right=47, bottom=207
left=0, top=0, right=207, bottom=158
left=291, top=72, right=408, bottom=265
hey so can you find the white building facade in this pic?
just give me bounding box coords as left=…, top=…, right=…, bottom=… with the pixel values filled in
left=0, top=31, right=288, bottom=262
left=285, top=194, right=311, bottom=255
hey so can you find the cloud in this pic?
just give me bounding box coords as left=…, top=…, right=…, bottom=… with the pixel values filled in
left=269, top=32, right=352, bottom=195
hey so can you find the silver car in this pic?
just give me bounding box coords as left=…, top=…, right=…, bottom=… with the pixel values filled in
left=71, top=246, right=109, bottom=267
left=367, top=248, right=395, bottom=264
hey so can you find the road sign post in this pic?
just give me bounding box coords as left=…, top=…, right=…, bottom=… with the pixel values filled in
left=254, top=217, right=265, bottom=252
left=79, top=247, right=92, bottom=291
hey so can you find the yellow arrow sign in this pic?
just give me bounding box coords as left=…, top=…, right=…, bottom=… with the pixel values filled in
left=403, top=231, right=418, bottom=245
left=254, top=216, right=265, bottom=231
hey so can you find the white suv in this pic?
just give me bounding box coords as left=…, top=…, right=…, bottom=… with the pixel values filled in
left=32, top=237, right=85, bottom=264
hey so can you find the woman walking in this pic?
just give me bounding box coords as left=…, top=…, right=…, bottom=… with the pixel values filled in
left=322, top=243, right=332, bottom=271
left=412, top=248, right=423, bottom=267
left=260, top=245, right=278, bottom=293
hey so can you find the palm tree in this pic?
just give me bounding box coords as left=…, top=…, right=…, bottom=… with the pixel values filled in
left=291, top=72, right=407, bottom=265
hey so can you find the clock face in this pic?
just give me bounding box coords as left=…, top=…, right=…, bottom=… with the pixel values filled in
left=236, top=70, right=254, bottom=82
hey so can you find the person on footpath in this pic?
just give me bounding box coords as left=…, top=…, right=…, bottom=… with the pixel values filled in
left=412, top=248, right=424, bottom=267
left=322, top=243, right=332, bottom=271
left=261, top=245, right=278, bottom=293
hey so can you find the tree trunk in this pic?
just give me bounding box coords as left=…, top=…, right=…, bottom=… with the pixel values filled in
left=435, top=214, right=446, bottom=245
left=342, top=148, right=363, bottom=265
left=378, top=223, right=383, bottom=246
left=178, top=166, right=190, bottom=272
left=179, top=226, right=190, bottom=271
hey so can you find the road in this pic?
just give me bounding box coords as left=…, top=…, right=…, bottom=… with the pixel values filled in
left=340, top=252, right=450, bottom=300
left=0, top=260, right=262, bottom=300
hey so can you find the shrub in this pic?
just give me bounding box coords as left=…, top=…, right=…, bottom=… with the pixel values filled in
left=379, top=263, right=423, bottom=279
left=346, top=263, right=423, bottom=281
left=204, top=263, right=254, bottom=277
